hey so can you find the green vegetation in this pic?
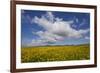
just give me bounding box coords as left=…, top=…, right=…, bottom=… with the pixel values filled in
left=21, top=44, right=90, bottom=63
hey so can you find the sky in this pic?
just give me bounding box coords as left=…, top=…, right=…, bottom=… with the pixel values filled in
left=21, top=10, right=90, bottom=47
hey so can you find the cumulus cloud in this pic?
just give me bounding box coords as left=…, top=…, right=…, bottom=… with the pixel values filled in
left=31, top=12, right=89, bottom=45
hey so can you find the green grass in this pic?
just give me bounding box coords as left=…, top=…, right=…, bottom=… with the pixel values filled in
left=21, top=44, right=90, bottom=63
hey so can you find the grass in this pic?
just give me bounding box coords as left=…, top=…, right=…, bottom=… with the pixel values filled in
left=21, top=44, right=90, bottom=63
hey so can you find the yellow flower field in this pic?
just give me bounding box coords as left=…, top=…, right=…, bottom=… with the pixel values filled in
left=21, top=44, right=90, bottom=63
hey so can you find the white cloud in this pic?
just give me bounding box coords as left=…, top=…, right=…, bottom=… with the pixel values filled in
left=31, top=12, right=89, bottom=45
left=46, top=12, right=54, bottom=22
left=31, top=39, right=47, bottom=46
left=36, top=31, right=64, bottom=42
left=84, top=36, right=90, bottom=40
left=79, top=19, right=86, bottom=26
left=75, top=18, right=79, bottom=23
left=71, top=24, right=77, bottom=28
left=73, top=16, right=79, bottom=23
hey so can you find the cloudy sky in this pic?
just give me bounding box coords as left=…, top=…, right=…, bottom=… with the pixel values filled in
left=21, top=10, right=90, bottom=47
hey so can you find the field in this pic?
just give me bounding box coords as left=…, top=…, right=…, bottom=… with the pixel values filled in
left=21, top=44, right=90, bottom=63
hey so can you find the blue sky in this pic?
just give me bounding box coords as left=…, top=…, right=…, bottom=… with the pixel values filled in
left=21, top=10, right=90, bottom=47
